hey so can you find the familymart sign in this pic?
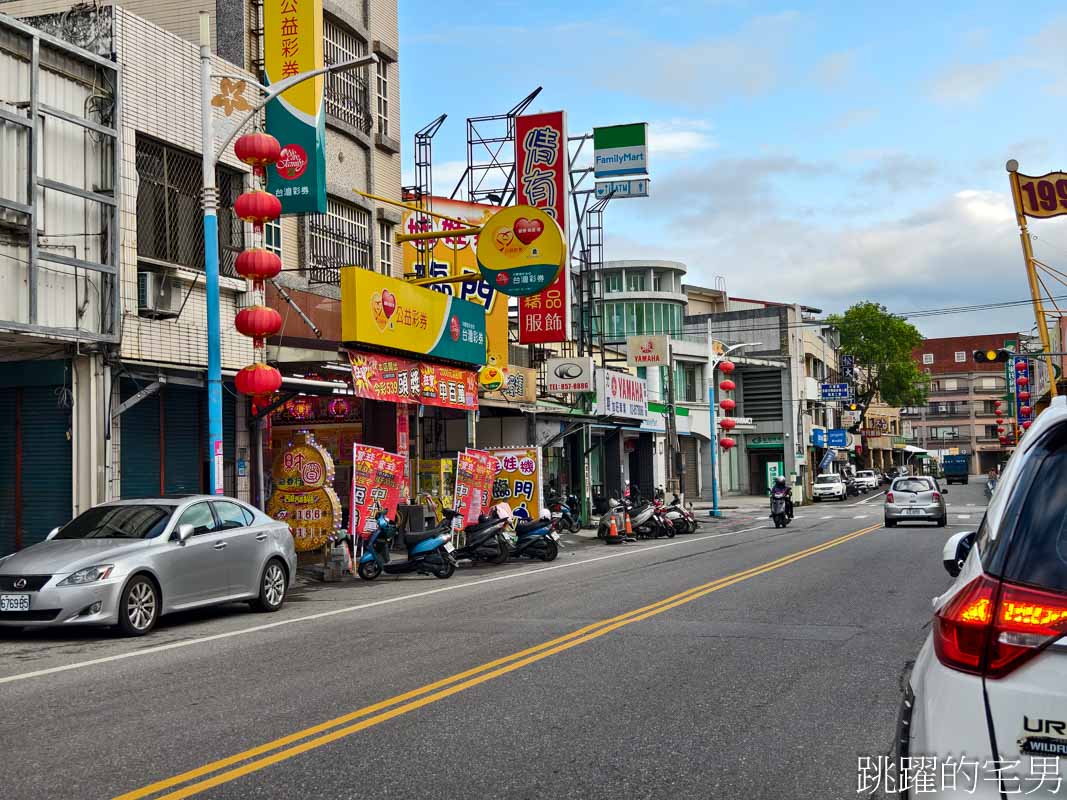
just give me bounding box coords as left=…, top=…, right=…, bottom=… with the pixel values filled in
left=593, top=123, right=648, bottom=178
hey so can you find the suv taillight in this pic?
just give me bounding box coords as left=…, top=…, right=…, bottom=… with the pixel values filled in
left=886, top=492, right=894, bottom=503
left=934, top=574, right=1067, bottom=678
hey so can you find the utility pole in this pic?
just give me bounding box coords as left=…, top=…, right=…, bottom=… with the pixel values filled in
left=666, top=341, right=677, bottom=497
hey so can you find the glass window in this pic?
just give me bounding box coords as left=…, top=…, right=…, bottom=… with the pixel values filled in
left=955, top=351, right=967, bottom=363
left=605, top=273, right=622, bottom=293
left=264, top=218, right=282, bottom=258
left=1000, top=438, right=1067, bottom=592
left=636, top=366, right=647, bottom=380
left=627, top=303, right=638, bottom=335
left=634, top=304, right=645, bottom=334
left=653, top=272, right=663, bottom=292
left=378, top=221, right=393, bottom=276
left=376, top=59, right=389, bottom=138
left=212, top=501, right=250, bottom=531
left=176, top=503, right=218, bottom=536
left=627, top=272, right=646, bottom=291
left=307, top=196, right=372, bottom=283
left=922, top=353, right=934, bottom=365
left=56, top=504, right=175, bottom=540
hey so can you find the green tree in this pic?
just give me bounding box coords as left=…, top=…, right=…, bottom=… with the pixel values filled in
left=826, top=302, right=928, bottom=433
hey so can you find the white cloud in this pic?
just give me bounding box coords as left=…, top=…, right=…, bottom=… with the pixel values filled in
left=927, top=61, right=1007, bottom=105
left=647, top=119, right=717, bottom=159
left=810, top=50, right=857, bottom=89
left=829, top=108, right=879, bottom=131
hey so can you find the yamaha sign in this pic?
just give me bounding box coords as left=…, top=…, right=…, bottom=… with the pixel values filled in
left=545, top=357, right=594, bottom=393
left=595, top=369, right=649, bottom=419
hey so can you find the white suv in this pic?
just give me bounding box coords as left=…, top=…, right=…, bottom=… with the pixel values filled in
left=897, top=395, right=1067, bottom=798
left=812, top=473, right=846, bottom=501
left=855, top=470, right=880, bottom=492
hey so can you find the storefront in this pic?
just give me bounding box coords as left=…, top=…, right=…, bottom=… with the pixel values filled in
left=745, top=433, right=786, bottom=495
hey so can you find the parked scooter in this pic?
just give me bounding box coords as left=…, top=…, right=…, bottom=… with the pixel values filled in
left=598, top=497, right=670, bottom=539
left=547, top=490, right=582, bottom=534
left=507, top=510, right=560, bottom=561
left=354, top=512, right=456, bottom=580
left=661, top=493, right=697, bottom=534
left=449, top=511, right=510, bottom=565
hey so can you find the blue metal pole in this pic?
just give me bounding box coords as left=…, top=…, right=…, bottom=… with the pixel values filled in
left=709, top=376, right=721, bottom=518
left=201, top=16, right=224, bottom=494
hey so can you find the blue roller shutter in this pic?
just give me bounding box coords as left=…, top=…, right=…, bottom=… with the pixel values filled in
left=0, top=390, right=15, bottom=554
left=20, top=386, right=73, bottom=546
left=165, top=385, right=202, bottom=496
left=120, top=379, right=161, bottom=498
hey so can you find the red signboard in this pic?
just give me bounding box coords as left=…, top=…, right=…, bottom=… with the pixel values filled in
left=516, top=111, right=569, bottom=344
left=347, top=350, right=478, bottom=411
left=452, top=448, right=496, bottom=529
left=349, top=444, right=406, bottom=538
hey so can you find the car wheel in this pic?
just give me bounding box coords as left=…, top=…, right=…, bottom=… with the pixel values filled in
left=885, top=518, right=896, bottom=528
left=937, top=515, right=947, bottom=528
left=252, top=558, right=287, bottom=612
left=117, top=574, right=159, bottom=636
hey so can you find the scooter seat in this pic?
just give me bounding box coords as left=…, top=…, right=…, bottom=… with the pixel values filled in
left=465, top=517, right=500, bottom=534
left=515, top=518, right=549, bottom=535
left=404, top=531, right=439, bottom=549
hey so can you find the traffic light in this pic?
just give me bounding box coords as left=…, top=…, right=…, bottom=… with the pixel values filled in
left=848, top=403, right=858, bottom=412
left=973, top=349, right=1011, bottom=363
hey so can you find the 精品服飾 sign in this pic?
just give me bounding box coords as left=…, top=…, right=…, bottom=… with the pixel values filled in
left=545, top=357, right=594, bottom=393
left=341, top=268, right=486, bottom=366
left=627, top=335, right=669, bottom=367
left=596, top=369, right=649, bottom=419
left=477, top=205, right=565, bottom=297
left=264, top=0, right=326, bottom=213
left=593, top=123, right=649, bottom=178
left=516, top=111, right=569, bottom=345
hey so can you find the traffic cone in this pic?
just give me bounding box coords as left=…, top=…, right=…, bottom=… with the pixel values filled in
left=606, top=515, right=621, bottom=544
left=624, top=513, right=633, bottom=537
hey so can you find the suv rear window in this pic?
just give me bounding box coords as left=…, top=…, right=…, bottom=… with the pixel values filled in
left=1001, top=442, right=1067, bottom=593
left=893, top=478, right=933, bottom=493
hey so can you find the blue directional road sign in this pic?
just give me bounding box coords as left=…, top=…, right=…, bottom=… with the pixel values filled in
left=818, top=449, right=835, bottom=472
left=828, top=428, right=848, bottom=448
left=820, top=383, right=852, bottom=400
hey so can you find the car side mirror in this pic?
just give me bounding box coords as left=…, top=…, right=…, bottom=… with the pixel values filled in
left=46, top=526, right=60, bottom=541
left=942, top=530, right=975, bottom=577
left=174, top=524, right=194, bottom=545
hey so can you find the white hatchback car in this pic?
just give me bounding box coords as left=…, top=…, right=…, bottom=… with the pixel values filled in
left=812, top=473, right=846, bottom=502
left=898, top=395, right=1067, bottom=798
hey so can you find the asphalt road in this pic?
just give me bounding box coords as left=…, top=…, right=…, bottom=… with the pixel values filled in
left=0, top=480, right=987, bottom=799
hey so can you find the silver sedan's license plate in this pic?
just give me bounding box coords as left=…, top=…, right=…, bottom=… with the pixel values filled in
left=0, top=594, right=30, bottom=612
left=904, top=508, right=924, bottom=515
left=443, top=542, right=455, bottom=553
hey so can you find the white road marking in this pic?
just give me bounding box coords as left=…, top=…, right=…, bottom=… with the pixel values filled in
left=0, top=522, right=788, bottom=686
left=956, top=515, right=972, bottom=519
left=821, top=515, right=833, bottom=520
left=850, top=491, right=885, bottom=506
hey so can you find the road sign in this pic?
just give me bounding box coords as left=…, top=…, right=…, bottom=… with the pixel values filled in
left=828, top=428, right=848, bottom=448
left=595, top=177, right=649, bottom=199
left=840, top=354, right=855, bottom=377
left=818, top=449, right=834, bottom=472
left=819, top=383, right=851, bottom=400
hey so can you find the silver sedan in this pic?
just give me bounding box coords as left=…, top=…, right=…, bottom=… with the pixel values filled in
left=883, top=476, right=948, bottom=527
left=0, top=497, right=297, bottom=635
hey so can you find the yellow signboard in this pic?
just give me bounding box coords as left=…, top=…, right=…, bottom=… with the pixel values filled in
left=340, top=268, right=486, bottom=366
left=477, top=206, right=565, bottom=297
left=401, top=197, right=508, bottom=372
left=1013, top=171, right=1067, bottom=219
left=488, top=447, right=542, bottom=520
left=481, top=366, right=538, bottom=404
left=267, top=432, right=340, bottom=552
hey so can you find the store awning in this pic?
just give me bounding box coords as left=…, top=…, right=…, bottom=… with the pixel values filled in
left=903, top=445, right=928, bottom=454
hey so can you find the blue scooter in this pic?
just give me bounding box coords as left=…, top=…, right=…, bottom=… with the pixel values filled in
left=507, top=513, right=560, bottom=561
left=356, top=512, right=456, bottom=580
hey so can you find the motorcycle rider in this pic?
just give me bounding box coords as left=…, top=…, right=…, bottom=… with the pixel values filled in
left=769, top=475, right=793, bottom=520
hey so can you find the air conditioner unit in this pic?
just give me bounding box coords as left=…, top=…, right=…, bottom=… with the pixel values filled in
left=137, top=271, right=179, bottom=319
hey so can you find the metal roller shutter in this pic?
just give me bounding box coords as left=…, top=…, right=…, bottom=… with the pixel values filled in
left=0, top=390, right=15, bottom=554
left=20, top=386, right=72, bottom=546
left=164, top=385, right=201, bottom=495
left=120, top=380, right=161, bottom=498
left=682, top=437, right=699, bottom=498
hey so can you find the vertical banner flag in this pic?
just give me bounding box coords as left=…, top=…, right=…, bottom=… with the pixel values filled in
left=264, top=0, right=327, bottom=214
left=396, top=407, right=410, bottom=500
left=516, top=111, right=569, bottom=344
left=488, top=447, right=542, bottom=520
left=375, top=451, right=408, bottom=521
left=350, top=444, right=384, bottom=538
left=452, top=449, right=496, bottom=528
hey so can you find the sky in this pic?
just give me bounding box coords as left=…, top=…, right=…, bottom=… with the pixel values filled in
left=398, top=1, right=1067, bottom=338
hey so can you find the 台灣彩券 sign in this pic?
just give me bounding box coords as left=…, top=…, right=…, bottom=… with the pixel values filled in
left=516, top=111, right=569, bottom=344
left=347, top=350, right=479, bottom=411
left=341, top=269, right=486, bottom=366
left=400, top=197, right=509, bottom=373
left=263, top=0, right=326, bottom=214
left=593, top=123, right=649, bottom=178
left=488, top=447, right=542, bottom=521
left=477, top=205, right=564, bottom=297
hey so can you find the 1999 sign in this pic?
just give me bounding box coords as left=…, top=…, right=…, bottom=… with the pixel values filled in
left=1017, top=172, right=1067, bottom=219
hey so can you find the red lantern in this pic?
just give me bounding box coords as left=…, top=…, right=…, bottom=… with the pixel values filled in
left=235, top=362, right=282, bottom=398
left=718, top=360, right=735, bottom=374
left=995, top=417, right=1004, bottom=424
left=1018, top=390, right=1031, bottom=402
left=999, top=436, right=1008, bottom=445
left=997, top=426, right=1005, bottom=434
left=719, top=379, right=736, bottom=392
left=719, top=437, right=736, bottom=450
left=719, top=417, right=737, bottom=430
left=234, top=132, right=281, bottom=176
left=1020, top=405, right=1032, bottom=416
left=719, top=398, right=737, bottom=412
left=1023, top=420, right=1032, bottom=430
left=235, top=305, right=282, bottom=348
left=994, top=399, right=1002, bottom=407
left=1015, top=361, right=1028, bottom=372
left=1017, top=375, right=1029, bottom=387
left=235, top=248, right=282, bottom=290
left=234, top=190, right=281, bottom=232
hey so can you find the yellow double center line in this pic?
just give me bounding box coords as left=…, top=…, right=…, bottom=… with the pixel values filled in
left=116, top=524, right=880, bottom=800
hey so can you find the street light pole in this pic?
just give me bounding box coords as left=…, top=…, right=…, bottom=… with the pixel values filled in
left=708, top=341, right=760, bottom=518
left=197, top=11, right=377, bottom=493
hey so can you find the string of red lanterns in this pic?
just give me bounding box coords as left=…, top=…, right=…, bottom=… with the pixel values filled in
left=718, top=359, right=737, bottom=450
left=232, top=132, right=283, bottom=401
